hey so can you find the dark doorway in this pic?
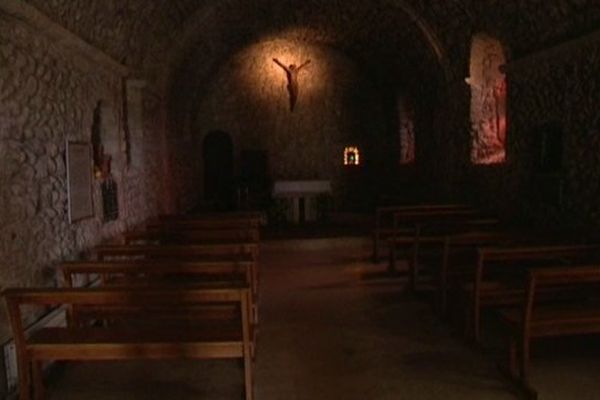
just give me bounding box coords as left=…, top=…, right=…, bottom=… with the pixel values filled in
left=203, top=130, right=234, bottom=210
left=239, top=150, right=270, bottom=210
left=535, top=122, right=564, bottom=173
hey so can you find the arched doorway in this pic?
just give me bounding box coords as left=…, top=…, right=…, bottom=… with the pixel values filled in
left=203, top=130, right=234, bottom=210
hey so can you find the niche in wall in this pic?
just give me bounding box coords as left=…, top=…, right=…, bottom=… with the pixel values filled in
left=529, top=122, right=565, bottom=207
left=535, top=122, right=564, bottom=174
left=90, top=100, right=121, bottom=222
left=398, top=96, right=416, bottom=164
left=124, top=80, right=146, bottom=169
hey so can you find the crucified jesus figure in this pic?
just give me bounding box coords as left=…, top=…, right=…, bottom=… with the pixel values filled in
left=273, top=58, right=311, bottom=111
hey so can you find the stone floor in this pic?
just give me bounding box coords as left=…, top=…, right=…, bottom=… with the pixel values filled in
left=43, top=237, right=600, bottom=400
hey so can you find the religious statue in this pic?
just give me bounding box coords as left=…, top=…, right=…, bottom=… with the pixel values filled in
left=273, top=58, right=311, bottom=112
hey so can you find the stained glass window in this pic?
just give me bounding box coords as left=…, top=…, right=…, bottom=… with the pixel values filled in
left=468, top=34, right=507, bottom=164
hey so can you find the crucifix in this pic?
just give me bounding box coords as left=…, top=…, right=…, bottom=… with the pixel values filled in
left=273, top=58, right=311, bottom=112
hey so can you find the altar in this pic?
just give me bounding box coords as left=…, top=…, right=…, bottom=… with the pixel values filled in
left=273, top=180, right=332, bottom=223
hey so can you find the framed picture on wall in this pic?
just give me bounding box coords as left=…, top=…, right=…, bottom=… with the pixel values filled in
left=66, top=140, right=94, bottom=223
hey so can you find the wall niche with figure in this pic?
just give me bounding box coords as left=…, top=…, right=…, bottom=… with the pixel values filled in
left=90, top=99, right=121, bottom=222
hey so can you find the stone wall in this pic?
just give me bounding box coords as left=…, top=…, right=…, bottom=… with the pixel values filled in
left=433, top=35, right=600, bottom=227
left=503, top=40, right=600, bottom=227
left=0, top=13, right=170, bottom=345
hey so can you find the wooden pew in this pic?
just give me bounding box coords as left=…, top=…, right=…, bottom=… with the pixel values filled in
left=149, top=214, right=263, bottom=230
left=499, top=266, right=600, bottom=398
left=3, top=286, right=254, bottom=400
left=158, top=211, right=265, bottom=222
left=386, top=209, right=491, bottom=272
left=371, top=204, right=471, bottom=262
left=60, top=261, right=258, bottom=355
left=388, top=216, right=499, bottom=283
left=61, top=259, right=258, bottom=297
left=94, top=243, right=259, bottom=263
left=467, top=244, right=600, bottom=342
left=123, top=227, right=260, bottom=245
left=438, top=231, right=517, bottom=314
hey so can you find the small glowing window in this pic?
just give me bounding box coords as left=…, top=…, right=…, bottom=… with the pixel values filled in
left=344, top=146, right=360, bottom=166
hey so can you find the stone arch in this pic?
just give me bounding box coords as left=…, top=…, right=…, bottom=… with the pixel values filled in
left=157, top=0, right=451, bottom=94
left=467, top=33, right=507, bottom=165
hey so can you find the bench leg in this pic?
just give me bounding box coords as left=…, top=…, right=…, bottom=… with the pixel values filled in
left=473, top=305, right=481, bottom=344
left=509, top=337, right=519, bottom=378
left=388, top=245, right=396, bottom=273
left=17, top=358, right=32, bottom=400
left=32, top=361, right=45, bottom=400
left=243, top=353, right=254, bottom=400
left=372, top=235, right=379, bottom=263
left=520, top=337, right=530, bottom=383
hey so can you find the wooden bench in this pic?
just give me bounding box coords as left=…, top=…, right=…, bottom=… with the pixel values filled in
left=371, top=204, right=471, bottom=262
left=467, top=244, right=600, bottom=342
left=157, top=211, right=265, bottom=222
left=388, top=216, right=498, bottom=283
left=60, top=261, right=258, bottom=357
left=94, top=243, right=259, bottom=263
left=61, top=259, right=258, bottom=298
left=60, top=260, right=259, bottom=327
left=499, top=266, right=600, bottom=398
left=123, top=227, right=260, bottom=245
left=438, top=231, right=518, bottom=314
left=3, top=286, right=254, bottom=400
left=148, top=215, right=263, bottom=231
left=385, top=210, right=490, bottom=272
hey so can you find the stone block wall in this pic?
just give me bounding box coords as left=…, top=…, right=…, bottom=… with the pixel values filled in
left=431, top=36, right=600, bottom=228
left=0, top=13, right=171, bottom=345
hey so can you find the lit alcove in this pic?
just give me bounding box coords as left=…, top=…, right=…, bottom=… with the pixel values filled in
left=344, top=146, right=360, bottom=166
left=467, top=33, right=507, bottom=164
left=398, top=97, right=416, bottom=164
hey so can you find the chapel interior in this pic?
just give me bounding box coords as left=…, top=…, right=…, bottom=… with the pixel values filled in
left=1, top=1, right=600, bottom=399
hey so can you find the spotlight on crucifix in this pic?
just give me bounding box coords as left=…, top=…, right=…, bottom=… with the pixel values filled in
left=272, top=58, right=311, bottom=112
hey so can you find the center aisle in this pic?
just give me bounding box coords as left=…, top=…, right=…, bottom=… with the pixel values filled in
left=255, top=238, right=514, bottom=400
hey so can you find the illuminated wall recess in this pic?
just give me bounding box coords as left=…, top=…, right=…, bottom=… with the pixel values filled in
left=467, top=33, right=507, bottom=164
left=398, top=97, right=416, bottom=164
left=344, top=146, right=360, bottom=166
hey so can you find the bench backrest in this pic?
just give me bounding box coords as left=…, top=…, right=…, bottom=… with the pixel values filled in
left=393, top=209, right=484, bottom=229
left=478, top=244, right=600, bottom=264
left=3, top=286, right=250, bottom=349
left=158, top=211, right=265, bottom=222
left=149, top=217, right=262, bottom=230
left=60, top=260, right=255, bottom=288
left=94, top=243, right=259, bottom=261
left=475, top=243, right=600, bottom=287
left=124, top=228, right=260, bottom=245
left=375, top=204, right=471, bottom=229
left=521, top=266, right=600, bottom=337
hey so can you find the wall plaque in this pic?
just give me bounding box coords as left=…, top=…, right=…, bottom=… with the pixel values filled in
left=66, top=141, right=94, bottom=223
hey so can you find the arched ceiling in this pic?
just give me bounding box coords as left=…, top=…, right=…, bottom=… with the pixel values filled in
left=23, top=0, right=600, bottom=121
left=24, top=0, right=600, bottom=71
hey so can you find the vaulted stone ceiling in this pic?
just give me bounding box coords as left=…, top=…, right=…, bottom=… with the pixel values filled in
left=24, top=0, right=600, bottom=75
left=23, top=0, right=600, bottom=127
